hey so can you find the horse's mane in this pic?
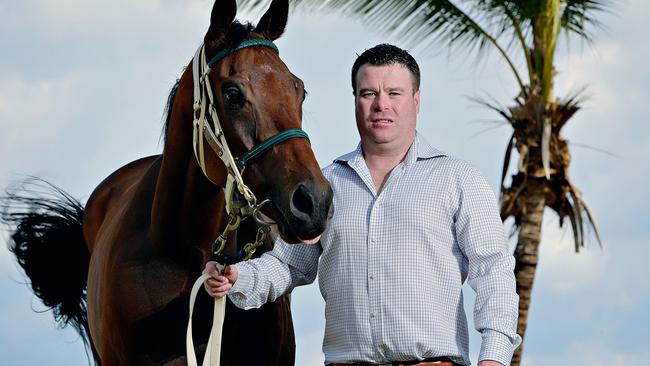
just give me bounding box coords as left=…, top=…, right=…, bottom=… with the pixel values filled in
left=161, top=21, right=256, bottom=143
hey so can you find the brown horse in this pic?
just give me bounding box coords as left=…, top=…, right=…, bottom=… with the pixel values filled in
left=1, top=0, right=332, bottom=365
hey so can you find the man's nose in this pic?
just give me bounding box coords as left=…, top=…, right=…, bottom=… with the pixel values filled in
left=373, top=92, right=389, bottom=111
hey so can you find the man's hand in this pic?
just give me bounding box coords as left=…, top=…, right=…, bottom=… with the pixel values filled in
left=478, top=360, right=504, bottom=366
left=203, top=261, right=238, bottom=298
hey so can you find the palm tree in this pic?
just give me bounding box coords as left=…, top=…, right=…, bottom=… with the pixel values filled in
left=241, top=0, right=610, bottom=364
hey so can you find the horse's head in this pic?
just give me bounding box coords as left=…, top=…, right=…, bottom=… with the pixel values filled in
left=186, top=0, right=332, bottom=244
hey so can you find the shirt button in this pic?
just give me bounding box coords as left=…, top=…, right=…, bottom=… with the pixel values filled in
left=370, top=312, right=376, bottom=318
left=369, top=274, right=375, bottom=280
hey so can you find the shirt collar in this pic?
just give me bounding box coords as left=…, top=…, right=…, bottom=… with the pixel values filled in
left=334, top=131, right=446, bottom=166
left=414, top=132, right=446, bottom=161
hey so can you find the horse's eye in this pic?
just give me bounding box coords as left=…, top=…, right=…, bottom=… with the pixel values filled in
left=223, top=84, right=245, bottom=107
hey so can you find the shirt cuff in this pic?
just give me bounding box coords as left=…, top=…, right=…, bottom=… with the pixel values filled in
left=227, top=263, right=254, bottom=308
left=478, top=329, right=519, bottom=366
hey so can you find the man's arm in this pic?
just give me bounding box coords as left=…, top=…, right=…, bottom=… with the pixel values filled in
left=455, top=167, right=522, bottom=366
left=204, top=237, right=321, bottom=310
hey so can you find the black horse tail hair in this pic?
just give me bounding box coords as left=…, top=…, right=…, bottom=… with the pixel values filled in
left=1, top=178, right=99, bottom=365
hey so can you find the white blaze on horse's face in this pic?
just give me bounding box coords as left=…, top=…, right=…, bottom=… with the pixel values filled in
left=258, top=64, right=274, bottom=73
left=354, top=64, right=421, bottom=152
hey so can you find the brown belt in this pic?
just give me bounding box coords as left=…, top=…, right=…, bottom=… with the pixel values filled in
left=328, top=359, right=458, bottom=366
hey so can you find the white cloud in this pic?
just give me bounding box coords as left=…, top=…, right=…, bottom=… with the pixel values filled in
left=555, top=42, right=625, bottom=111
left=0, top=73, right=79, bottom=137
left=525, top=340, right=650, bottom=366
left=532, top=215, right=607, bottom=295
left=7, top=0, right=203, bottom=36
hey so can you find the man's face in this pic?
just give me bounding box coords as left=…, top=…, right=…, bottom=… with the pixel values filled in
left=354, top=63, right=420, bottom=150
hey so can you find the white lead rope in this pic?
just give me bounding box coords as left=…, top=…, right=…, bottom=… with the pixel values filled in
left=186, top=43, right=244, bottom=366
left=186, top=273, right=227, bottom=366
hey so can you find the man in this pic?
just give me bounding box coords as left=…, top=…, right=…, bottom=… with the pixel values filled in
left=204, top=44, right=521, bottom=366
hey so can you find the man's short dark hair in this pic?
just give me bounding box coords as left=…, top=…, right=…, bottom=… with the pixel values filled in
left=351, top=43, right=421, bottom=94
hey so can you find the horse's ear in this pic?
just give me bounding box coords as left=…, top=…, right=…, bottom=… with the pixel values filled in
left=204, top=0, right=237, bottom=47
left=254, top=0, right=289, bottom=41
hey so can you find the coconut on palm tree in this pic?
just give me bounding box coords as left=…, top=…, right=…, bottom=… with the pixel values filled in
left=241, top=1, right=609, bottom=364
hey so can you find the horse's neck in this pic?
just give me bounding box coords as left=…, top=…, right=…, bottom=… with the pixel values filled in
left=150, top=75, right=228, bottom=261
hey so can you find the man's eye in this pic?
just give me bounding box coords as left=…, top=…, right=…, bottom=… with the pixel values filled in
left=362, top=92, right=375, bottom=97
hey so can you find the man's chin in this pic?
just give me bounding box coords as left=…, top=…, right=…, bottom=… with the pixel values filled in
left=367, top=133, right=398, bottom=145
left=363, top=129, right=415, bottom=147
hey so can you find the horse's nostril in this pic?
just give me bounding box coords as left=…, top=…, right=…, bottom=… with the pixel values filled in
left=291, top=184, right=314, bottom=216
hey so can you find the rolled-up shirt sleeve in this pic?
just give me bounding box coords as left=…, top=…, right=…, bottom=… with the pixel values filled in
left=228, top=237, right=322, bottom=310
left=455, top=167, right=522, bottom=365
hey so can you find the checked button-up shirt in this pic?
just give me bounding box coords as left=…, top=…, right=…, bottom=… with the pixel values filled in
left=229, top=132, right=521, bottom=365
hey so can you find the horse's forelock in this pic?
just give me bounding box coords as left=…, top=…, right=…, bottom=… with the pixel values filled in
left=224, top=21, right=256, bottom=49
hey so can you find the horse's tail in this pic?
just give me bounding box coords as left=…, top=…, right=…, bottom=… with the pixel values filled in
left=1, top=178, right=99, bottom=364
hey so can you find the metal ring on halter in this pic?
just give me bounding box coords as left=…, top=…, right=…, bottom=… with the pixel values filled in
left=252, top=199, right=277, bottom=226
left=211, top=214, right=242, bottom=256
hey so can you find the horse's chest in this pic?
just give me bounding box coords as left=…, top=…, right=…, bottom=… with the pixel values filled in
left=114, top=258, right=189, bottom=322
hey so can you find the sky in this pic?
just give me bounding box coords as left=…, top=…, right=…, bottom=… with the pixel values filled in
left=1, top=0, right=649, bottom=365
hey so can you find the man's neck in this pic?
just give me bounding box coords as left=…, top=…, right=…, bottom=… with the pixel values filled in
left=361, top=138, right=414, bottom=193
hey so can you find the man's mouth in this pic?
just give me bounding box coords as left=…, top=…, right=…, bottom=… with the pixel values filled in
left=371, top=118, right=393, bottom=124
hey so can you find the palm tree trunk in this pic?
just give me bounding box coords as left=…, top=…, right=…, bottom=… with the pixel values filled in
left=511, top=182, right=546, bottom=366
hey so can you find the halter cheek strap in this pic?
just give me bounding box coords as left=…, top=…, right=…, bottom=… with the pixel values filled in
left=192, top=43, right=252, bottom=212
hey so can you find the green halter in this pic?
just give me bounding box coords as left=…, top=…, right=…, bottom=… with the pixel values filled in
left=236, top=128, right=309, bottom=169
left=208, top=39, right=279, bottom=68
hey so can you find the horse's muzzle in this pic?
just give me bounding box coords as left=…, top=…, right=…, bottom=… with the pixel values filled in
left=284, top=179, right=333, bottom=242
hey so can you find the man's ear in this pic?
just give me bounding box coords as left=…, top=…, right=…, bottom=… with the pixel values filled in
left=254, top=0, right=289, bottom=41
left=204, top=0, right=237, bottom=48
left=414, top=89, right=421, bottom=114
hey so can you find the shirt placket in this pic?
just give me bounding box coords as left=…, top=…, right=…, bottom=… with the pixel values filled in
left=367, top=192, right=384, bottom=359
left=367, top=164, right=407, bottom=360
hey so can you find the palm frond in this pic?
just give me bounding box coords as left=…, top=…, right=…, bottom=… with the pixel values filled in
left=564, top=197, right=582, bottom=252
left=567, top=184, right=586, bottom=251
left=561, top=0, right=612, bottom=42
left=500, top=171, right=527, bottom=220
left=239, top=0, right=531, bottom=95
left=492, top=1, right=536, bottom=83
left=469, top=94, right=512, bottom=121
left=501, top=133, right=516, bottom=193
left=571, top=184, right=604, bottom=249
left=555, top=87, right=586, bottom=129
left=569, top=142, right=620, bottom=158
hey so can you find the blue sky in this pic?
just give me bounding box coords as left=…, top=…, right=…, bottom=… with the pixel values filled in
left=1, top=0, right=649, bottom=365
